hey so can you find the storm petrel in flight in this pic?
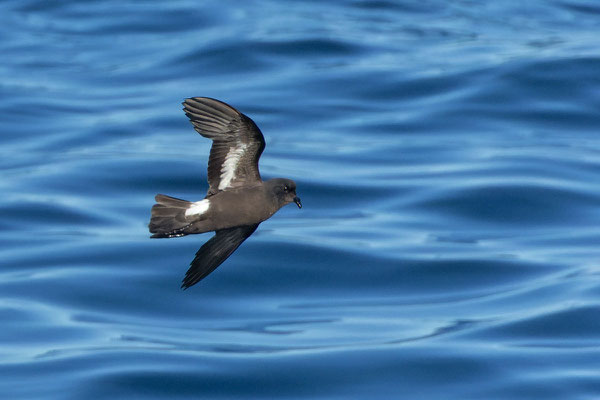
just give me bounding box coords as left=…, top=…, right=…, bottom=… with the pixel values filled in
left=149, top=97, right=302, bottom=289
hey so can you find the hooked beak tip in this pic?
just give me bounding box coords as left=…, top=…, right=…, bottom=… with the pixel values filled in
left=293, top=196, right=302, bottom=209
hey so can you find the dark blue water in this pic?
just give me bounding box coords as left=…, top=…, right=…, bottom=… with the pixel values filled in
left=2, top=0, right=600, bottom=398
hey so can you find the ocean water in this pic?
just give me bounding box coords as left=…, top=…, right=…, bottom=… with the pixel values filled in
left=1, top=0, right=600, bottom=398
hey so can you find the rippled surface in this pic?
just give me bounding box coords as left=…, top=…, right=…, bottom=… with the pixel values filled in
left=2, top=0, right=600, bottom=398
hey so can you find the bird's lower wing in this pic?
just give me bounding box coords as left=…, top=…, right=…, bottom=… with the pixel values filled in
left=181, top=224, right=259, bottom=289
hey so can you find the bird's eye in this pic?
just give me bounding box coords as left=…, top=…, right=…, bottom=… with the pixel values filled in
left=283, top=185, right=289, bottom=192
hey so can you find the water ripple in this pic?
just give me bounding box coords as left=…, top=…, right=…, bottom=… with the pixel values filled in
left=1, top=0, right=600, bottom=399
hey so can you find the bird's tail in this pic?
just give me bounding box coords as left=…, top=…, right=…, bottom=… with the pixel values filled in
left=149, top=194, right=195, bottom=238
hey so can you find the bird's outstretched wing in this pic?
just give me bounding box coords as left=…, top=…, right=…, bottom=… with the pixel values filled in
left=181, top=224, right=259, bottom=289
left=183, top=97, right=265, bottom=196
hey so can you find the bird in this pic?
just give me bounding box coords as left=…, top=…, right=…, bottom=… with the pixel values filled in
left=149, top=97, right=302, bottom=289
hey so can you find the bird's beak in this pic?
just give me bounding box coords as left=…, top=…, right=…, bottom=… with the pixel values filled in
left=293, top=196, right=302, bottom=209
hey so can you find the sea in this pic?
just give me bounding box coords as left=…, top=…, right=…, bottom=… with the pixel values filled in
left=1, top=0, right=600, bottom=399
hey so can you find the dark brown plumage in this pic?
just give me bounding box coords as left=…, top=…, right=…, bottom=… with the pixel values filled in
left=183, top=97, right=265, bottom=196
left=149, top=97, right=301, bottom=289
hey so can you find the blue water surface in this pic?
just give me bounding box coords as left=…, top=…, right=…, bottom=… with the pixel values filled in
left=1, top=0, right=600, bottom=399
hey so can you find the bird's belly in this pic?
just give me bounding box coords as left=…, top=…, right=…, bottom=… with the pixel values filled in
left=207, top=192, right=272, bottom=230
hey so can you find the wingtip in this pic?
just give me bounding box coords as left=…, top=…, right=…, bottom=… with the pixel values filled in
left=181, top=270, right=194, bottom=289
left=181, top=97, right=197, bottom=110
left=181, top=98, right=193, bottom=112
left=182, top=96, right=211, bottom=107
left=181, top=276, right=194, bottom=290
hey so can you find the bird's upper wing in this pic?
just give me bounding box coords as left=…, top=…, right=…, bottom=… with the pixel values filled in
left=181, top=224, right=259, bottom=289
left=183, top=97, right=266, bottom=196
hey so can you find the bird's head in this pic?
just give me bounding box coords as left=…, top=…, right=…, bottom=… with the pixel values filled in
left=266, top=178, right=302, bottom=209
